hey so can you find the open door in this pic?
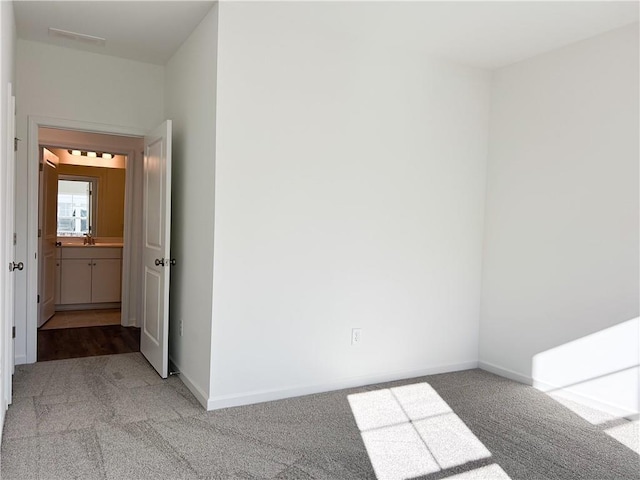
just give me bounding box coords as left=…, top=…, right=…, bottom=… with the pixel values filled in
left=140, top=120, right=172, bottom=378
left=3, top=87, right=16, bottom=409
left=38, top=148, right=58, bottom=328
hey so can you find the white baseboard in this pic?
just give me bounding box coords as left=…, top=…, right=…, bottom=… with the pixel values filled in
left=533, top=378, right=639, bottom=419
left=14, top=354, right=27, bottom=366
left=168, top=356, right=209, bottom=409
left=55, top=302, right=120, bottom=312
left=478, top=360, right=532, bottom=385
left=478, top=360, right=638, bottom=419
left=206, top=360, right=479, bottom=411
left=122, top=317, right=138, bottom=328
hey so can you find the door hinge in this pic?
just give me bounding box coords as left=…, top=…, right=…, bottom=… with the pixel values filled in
left=13, top=233, right=16, bottom=245
left=12, top=327, right=15, bottom=339
left=39, top=162, right=43, bottom=172
left=14, top=137, right=20, bottom=152
left=38, top=228, right=42, bottom=238
left=37, top=294, right=40, bottom=304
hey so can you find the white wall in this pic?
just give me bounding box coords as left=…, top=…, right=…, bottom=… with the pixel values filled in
left=0, top=0, right=16, bottom=435
left=480, top=23, right=639, bottom=414
left=164, top=5, right=217, bottom=407
left=211, top=2, right=491, bottom=408
left=14, top=40, right=165, bottom=363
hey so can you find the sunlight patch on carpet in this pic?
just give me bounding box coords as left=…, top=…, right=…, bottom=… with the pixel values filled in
left=348, top=382, right=511, bottom=480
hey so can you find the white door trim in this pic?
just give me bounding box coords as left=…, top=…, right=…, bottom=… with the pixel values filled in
left=26, top=116, right=145, bottom=363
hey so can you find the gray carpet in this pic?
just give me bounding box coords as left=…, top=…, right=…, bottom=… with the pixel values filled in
left=0, top=353, right=637, bottom=479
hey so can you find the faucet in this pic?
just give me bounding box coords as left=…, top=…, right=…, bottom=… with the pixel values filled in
left=83, top=233, right=95, bottom=245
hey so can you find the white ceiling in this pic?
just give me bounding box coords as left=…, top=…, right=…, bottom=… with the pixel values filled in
left=13, top=1, right=640, bottom=69
left=14, top=1, right=216, bottom=65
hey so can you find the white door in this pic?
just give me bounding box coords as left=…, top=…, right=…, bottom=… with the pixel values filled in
left=3, top=87, right=16, bottom=408
left=140, top=120, right=172, bottom=378
left=38, top=148, right=58, bottom=327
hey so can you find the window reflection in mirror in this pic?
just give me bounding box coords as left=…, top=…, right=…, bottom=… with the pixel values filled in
left=57, top=176, right=98, bottom=237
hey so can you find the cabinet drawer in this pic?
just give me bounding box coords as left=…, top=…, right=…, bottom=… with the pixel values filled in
left=61, top=247, right=122, bottom=259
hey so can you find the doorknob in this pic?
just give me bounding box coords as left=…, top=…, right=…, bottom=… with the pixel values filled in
left=8, top=261, right=23, bottom=272
left=155, top=258, right=165, bottom=266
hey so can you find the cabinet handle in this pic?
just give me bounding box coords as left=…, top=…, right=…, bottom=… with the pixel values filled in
left=88, top=263, right=92, bottom=266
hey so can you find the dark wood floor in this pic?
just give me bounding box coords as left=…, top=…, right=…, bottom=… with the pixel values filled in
left=37, top=325, right=141, bottom=362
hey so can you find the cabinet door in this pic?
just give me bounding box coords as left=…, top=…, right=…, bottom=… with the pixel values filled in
left=91, top=259, right=122, bottom=303
left=60, top=259, right=92, bottom=304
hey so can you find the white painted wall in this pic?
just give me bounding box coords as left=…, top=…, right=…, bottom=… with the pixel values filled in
left=532, top=318, right=639, bottom=417
left=480, top=24, right=639, bottom=414
left=210, top=2, right=490, bottom=408
left=15, top=40, right=164, bottom=363
left=164, top=5, right=217, bottom=406
left=0, top=0, right=16, bottom=436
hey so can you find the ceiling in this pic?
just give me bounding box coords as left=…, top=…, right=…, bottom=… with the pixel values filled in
left=14, top=1, right=216, bottom=65
left=13, top=1, right=640, bottom=69
left=306, top=1, right=639, bottom=69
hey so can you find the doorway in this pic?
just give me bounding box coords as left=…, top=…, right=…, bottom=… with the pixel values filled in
left=31, top=124, right=145, bottom=362
left=36, top=139, right=139, bottom=361
left=23, top=116, right=173, bottom=380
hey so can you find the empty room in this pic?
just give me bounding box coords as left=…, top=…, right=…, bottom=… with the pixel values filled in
left=0, top=1, right=637, bottom=479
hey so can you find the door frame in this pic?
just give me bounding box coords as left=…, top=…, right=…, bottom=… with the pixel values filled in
left=26, top=116, right=145, bottom=363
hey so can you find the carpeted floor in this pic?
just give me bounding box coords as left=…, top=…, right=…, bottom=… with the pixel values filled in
left=1, top=353, right=638, bottom=479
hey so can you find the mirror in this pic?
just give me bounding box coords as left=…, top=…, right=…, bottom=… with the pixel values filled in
left=57, top=176, right=97, bottom=237
left=47, top=151, right=127, bottom=239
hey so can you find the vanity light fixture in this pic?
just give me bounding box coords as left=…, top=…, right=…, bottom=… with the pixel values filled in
left=67, top=150, right=116, bottom=160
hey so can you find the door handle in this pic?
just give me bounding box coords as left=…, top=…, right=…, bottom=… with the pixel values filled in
left=9, top=261, right=23, bottom=272
left=155, top=258, right=176, bottom=267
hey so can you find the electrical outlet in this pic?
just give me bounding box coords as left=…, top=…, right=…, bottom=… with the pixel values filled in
left=351, top=328, right=362, bottom=345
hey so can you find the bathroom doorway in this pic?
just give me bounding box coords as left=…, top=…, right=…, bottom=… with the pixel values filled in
left=35, top=127, right=144, bottom=361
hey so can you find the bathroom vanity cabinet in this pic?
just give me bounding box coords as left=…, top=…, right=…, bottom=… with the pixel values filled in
left=57, top=246, right=122, bottom=306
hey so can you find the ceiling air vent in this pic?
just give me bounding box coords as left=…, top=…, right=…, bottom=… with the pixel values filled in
left=48, top=28, right=106, bottom=47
